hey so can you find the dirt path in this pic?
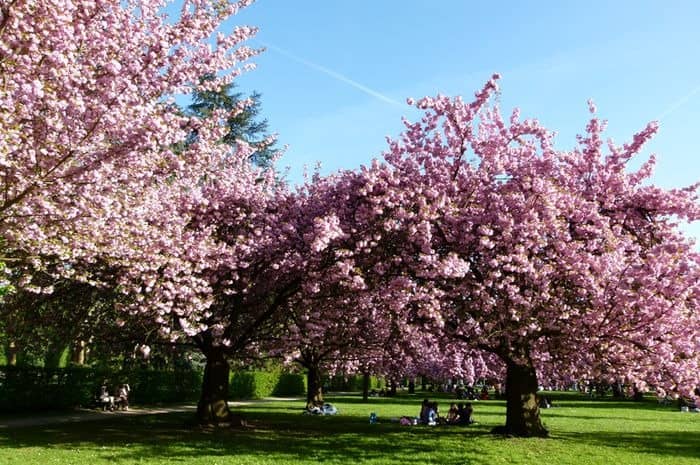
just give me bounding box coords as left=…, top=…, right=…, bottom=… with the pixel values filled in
left=0, top=397, right=301, bottom=429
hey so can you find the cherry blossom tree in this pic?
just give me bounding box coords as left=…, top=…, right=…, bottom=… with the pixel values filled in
left=274, top=282, right=397, bottom=408
left=6, top=0, right=697, bottom=437
left=268, top=75, right=698, bottom=437
left=0, top=0, right=283, bottom=421
left=0, top=0, right=259, bottom=299
left=265, top=167, right=500, bottom=406
left=373, top=75, right=700, bottom=436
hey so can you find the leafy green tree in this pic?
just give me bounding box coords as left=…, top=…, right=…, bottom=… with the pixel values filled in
left=188, top=75, right=277, bottom=169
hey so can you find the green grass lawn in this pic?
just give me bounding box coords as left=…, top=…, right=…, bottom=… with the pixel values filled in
left=1, top=392, right=698, bottom=465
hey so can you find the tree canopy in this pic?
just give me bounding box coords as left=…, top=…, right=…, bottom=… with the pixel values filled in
left=1, top=1, right=698, bottom=438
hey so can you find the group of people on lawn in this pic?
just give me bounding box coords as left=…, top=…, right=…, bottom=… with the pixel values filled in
left=413, top=398, right=474, bottom=426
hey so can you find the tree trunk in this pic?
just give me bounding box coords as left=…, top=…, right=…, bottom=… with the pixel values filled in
left=196, top=348, right=232, bottom=424
left=6, top=341, right=17, bottom=366
left=421, top=376, right=427, bottom=391
left=70, top=340, right=86, bottom=365
left=44, top=342, right=67, bottom=368
left=408, top=378, right=415, bottom=394
left=306, top=364, right=323, bottom=408
left=362, top=371, right=370, bottom=402
left=495, top=359, right=548, bottom=437
left=389, top=380, right=397, bottom=396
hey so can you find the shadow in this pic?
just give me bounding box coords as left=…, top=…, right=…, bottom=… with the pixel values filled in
left=554, top=429, right=700, bottom=461
left=0, top=411, right=496, bottom=465
left=2, top=397, right=696, bottom=464
left=538, top=392, right=677, bottom=412
left=540, top=412, right=691, bottom=423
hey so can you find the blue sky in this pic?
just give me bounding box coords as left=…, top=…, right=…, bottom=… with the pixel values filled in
left=224, top=1, right=699, bottom=243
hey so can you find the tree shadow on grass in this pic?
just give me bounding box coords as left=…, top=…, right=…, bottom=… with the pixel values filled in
left=554, top=429, right=700, bottom=461
left=2, top=408, right=697, bottom=464
left=541, top=412, right=691, bottom=423
left=0, top=411, right=495, bottom=465
left=543, top=393, right=677, bottom=412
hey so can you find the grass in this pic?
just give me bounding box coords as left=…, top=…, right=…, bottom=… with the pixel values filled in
left=1, top=392, right=698, bottom=465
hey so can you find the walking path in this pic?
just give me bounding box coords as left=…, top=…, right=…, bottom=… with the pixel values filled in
left=0, top=397, right=301, bottom=429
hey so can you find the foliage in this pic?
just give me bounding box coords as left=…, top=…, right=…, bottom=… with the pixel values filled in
left=127, top=369, right=203, bottom=404
left=3, top=0, right=698, bottom=436
left=326, top=374, right=382, bottom=392
left=229, top=370, right=305, bottom=399
left=0, top=0, right=262, bottom=327
left=1, top=0, right=268, bottom=416
left=273, top=372, right=307, bottom=397
left=268, top=75, right=700, bottom=435
left=188, top=75, right=277, bottom=168
left=0, top=279, right=116, bottom=367
left=0, top=366, right=202, bottom=412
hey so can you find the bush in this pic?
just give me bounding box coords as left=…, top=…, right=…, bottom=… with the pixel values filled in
left=229, top=370, right=305, bottom=399
left=0, top=365, right=303, bottom=412
left=325, top=374, right=382, bottom=392
left=273, top=373, right=306, bottom=396
left=125, top=369, right=202, bottom=404
left=0, top=365, right=202, bottom=412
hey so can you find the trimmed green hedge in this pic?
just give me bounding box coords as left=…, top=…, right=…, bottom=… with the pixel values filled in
left=229, top=370, right=305, bottom=399
left=0, top=365, right=306, bottom=411
left=326, top=374, right=383, bottom=392
left=125, top=369, right=202, bottom=404
left=0, top=366, right=202, bottom=412
left=274, top=373, right=306, bottom=396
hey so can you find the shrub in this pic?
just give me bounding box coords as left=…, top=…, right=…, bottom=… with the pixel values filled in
left=229, top=370, right=305, bottom=399
left=273, top=373, right=306, bottom=396
left=325, top=374, right=382, bottom=392
left=0, top=365, right=202, bottom=412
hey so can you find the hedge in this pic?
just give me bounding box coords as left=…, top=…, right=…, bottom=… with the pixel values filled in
left=0, top=366, right=202, bottom=412
left=228, top=370, right=383, bottom=399
left=274, top=372, right=306, bottom=396
left=0, top=365, right=308, bottom=411
left=229, top=370, right=306, bottom=399
left=325, top=374, right=383, bottom=392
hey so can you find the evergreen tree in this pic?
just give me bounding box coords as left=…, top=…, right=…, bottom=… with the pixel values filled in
left=188, top=75, right=276, bottom=169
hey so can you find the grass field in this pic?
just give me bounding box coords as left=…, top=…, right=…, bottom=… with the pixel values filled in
left=1, top=392, right=698, bottom=465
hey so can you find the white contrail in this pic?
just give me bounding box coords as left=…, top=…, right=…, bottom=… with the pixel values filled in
left=655, top=84, right=700, bottom=121
left=261, top=42, right=403, bottom=107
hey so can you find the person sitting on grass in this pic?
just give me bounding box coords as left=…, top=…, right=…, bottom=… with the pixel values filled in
left=426, top=402, right=439, bottom=426
left=538, top=394, right=552, bottom=409
left=447, top=402, right=460, bottom=424
left=457, top=402, right=474, bottom=425
left=480, top=386, right=489, bottom=400
left=419, top=398, right=431, bottom=424
left=679, top=396, right=699, bottom=412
